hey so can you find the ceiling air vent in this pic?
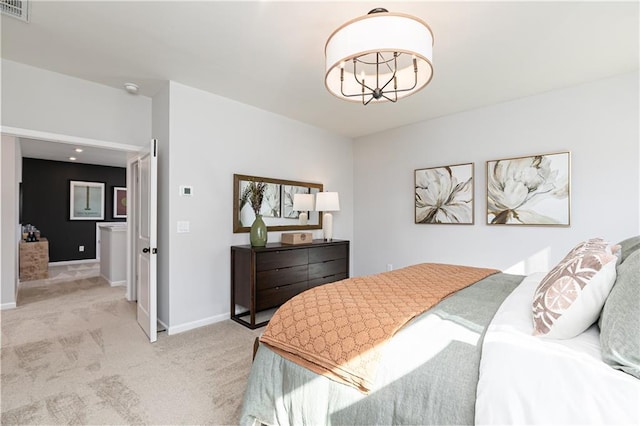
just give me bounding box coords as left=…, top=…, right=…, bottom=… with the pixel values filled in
left=1, top=0, right=30, bottom=22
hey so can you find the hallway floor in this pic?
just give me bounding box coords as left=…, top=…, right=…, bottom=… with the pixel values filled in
left=19, top=261, right=100, bottom=289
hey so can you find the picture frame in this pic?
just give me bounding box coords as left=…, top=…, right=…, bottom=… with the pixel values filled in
left=233, top=174, right=323, bottom=233
left=70, top=180, right=105, bottom=220
left=281, top=185, right=310, bottom=219
left=260, top=182, right=281, bottom=218
left=486, top=151, right=570, bottom=226
left=238, top=180, right=281, bottom=218
left=113, top=186, right=127, bottom=218
left=415, top=162, right=474, bottom=224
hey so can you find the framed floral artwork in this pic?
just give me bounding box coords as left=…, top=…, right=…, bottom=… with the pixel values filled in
left=259, top=183, right=281, bottom=218
left=415, top=163, right=474, bottom=224
left=233, top=174, right=323, bottom=232
left=486, top=152, right=570, bottom=226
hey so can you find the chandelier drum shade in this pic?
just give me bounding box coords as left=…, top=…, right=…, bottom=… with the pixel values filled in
left=325, top=8, right=434, bottom=105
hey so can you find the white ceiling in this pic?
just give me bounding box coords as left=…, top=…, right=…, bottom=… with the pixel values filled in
left=2, top=1, right=638, bottom=151
left=19, top=138, right=132, bottom=167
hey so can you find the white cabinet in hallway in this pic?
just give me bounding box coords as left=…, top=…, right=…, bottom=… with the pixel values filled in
left=99, top=224, right=127, bottom=286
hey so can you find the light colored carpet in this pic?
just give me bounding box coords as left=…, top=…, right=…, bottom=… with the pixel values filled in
left=19, top=261, right=100, bottom=288
left=1, top=276, right=263, bottom=425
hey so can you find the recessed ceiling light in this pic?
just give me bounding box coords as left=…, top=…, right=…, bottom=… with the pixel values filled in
left=69, top=157, right=77, bottom=161
left=75, top=148, right=83, bottom=153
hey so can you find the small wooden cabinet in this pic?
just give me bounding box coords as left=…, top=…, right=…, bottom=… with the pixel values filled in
left=19, top=238, right=49, bottom=281
left=231, top=239, right=349, bottom=329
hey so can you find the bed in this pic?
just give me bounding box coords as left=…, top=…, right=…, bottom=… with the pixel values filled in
left=240, top=237, right=640, bottom=425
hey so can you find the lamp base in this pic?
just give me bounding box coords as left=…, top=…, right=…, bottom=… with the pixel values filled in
left=323, top=212, right=333, bottom=241
left=298, top=211, right=308, bottom=226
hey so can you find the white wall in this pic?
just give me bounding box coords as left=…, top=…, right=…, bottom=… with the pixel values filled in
left=1, top=59, right=152, bottom=146
left=152, top=83, right=171, bottom=326
left=1, top=135, right=21, bottom=309
left=353, top=72, right=639, bottom=276
left=162, top=81, right=354, bottom=333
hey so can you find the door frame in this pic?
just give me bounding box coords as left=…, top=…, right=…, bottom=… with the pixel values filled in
left=0, top=126, right=142, bottom=303
left=126, top=156, right=139, bottom=302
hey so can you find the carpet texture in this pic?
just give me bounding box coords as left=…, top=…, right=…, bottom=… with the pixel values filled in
left=1, top=277, right=262, bottom=425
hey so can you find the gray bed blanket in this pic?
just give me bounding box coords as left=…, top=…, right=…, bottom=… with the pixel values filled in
left=240, top=272, right=524, bottom=426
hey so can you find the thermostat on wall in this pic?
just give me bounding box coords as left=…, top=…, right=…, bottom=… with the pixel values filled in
left=180, top=185, right=193, bottom=196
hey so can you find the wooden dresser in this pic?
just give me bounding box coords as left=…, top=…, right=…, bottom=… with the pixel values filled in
left=231, top=239, right=349, bottom=328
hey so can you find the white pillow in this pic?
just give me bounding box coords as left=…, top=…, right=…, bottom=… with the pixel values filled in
left=532, top=238, right=618, bottom=339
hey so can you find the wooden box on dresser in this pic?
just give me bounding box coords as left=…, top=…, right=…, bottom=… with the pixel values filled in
left=231, top=239, right=349, bottom=329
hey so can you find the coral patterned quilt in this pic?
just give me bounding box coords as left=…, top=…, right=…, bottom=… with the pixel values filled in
left=259, top=263, right=498, bottom=393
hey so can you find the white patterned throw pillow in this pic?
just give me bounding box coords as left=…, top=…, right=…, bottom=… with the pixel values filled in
left=532, top=238, right=619, bottom=339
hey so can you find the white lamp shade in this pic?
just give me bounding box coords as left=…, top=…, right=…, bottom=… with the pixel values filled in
left=315, top=192, right=340, bottom=212
left=325, top=11, right=434, bottom=103
left=292, top=193, right=315, bottom=211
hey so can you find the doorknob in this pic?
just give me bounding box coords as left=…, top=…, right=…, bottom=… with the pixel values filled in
left=142, top=247, right=150, bottom=253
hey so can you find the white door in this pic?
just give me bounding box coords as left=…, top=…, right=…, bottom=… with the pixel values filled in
left=136, top=139, right=158, bottom=342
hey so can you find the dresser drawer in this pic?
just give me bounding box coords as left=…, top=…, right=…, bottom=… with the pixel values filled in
left=309, top=244, right=347, bottom=264
left=256, top=249, right=308, bottom=271
left=308, top=273, right=348, bottom=289
left=256, top=265, right=308, bottom=291
left=256, top=281, right=308, bottom=311
left=231, top=241, right=350, bottom=329
left=308, top=258, right=347, bottom=280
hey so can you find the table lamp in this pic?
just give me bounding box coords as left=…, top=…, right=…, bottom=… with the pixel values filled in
left=315, top=192, right=340, bottom=241
left=292, top=193, right=315, bottom=225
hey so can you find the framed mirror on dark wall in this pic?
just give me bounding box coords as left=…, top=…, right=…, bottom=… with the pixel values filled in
left=233, top=174, right=323, bottom=233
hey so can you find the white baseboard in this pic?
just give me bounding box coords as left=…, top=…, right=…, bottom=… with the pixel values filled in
left=100, top=275, right=125, bottom=287
left=1, top=302, right=17, bottom=310
left=158, top=318, right=169, bottom=332
left=167, top=312, right=229, bottom=335
left=49, top=259, right=98, bottom=266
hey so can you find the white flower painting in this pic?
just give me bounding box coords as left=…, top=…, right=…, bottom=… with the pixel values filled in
left=487, top=152, right=570, bottom=225
left=415, top=163, right=474, bottom=224
left=259, top=183, right=281, bottom=218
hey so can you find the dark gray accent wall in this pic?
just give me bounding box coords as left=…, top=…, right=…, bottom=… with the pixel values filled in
left=22, top=158, right=126, bottom=262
